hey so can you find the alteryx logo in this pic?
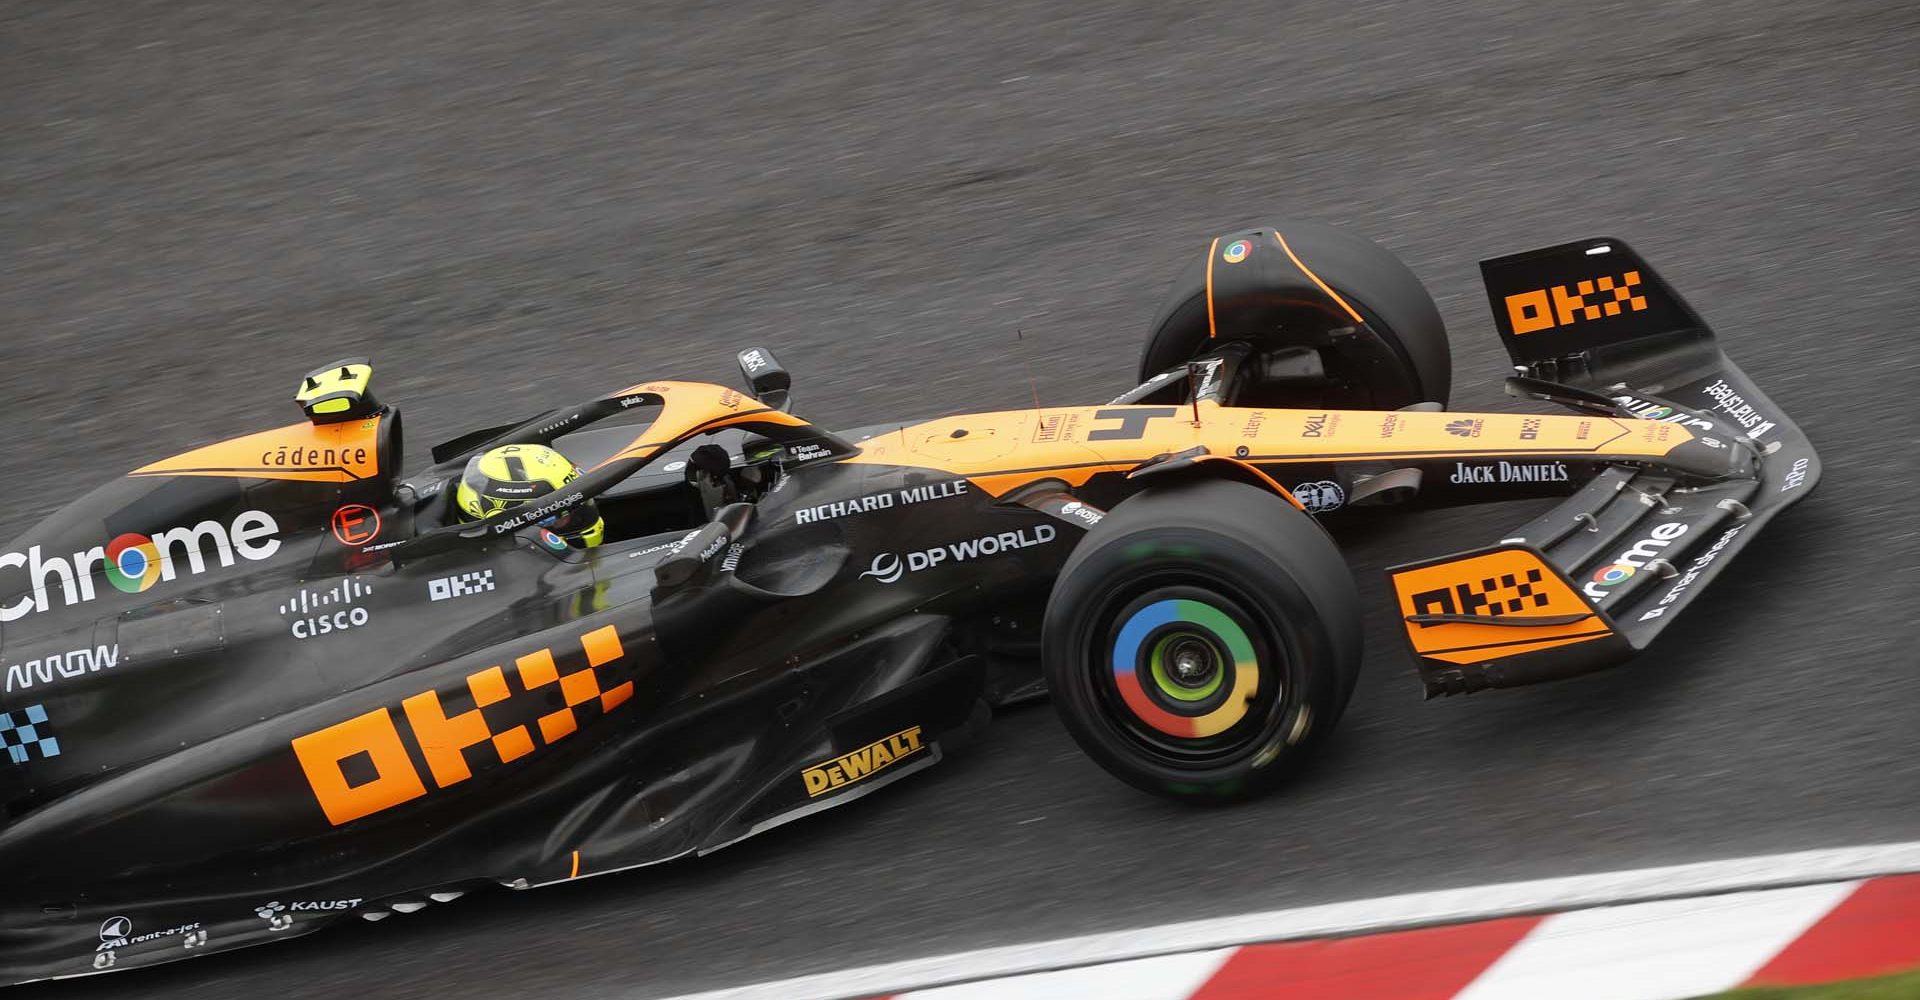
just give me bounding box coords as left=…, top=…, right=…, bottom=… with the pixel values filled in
left=0, top=511, right=281, bottom=623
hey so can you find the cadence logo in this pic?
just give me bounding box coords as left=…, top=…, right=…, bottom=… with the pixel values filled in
left=1583, top=522, right=1689, bottom=600
left=0, top=511, right=281, bottom=623
left=859, top=524, right=1056, bottom=584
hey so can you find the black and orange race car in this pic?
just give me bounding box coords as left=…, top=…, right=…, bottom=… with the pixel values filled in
left=0, top=224, right=1816, bottom=981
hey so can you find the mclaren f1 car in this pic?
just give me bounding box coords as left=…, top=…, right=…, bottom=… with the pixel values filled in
left=0, top=223, right=1817, bottom=982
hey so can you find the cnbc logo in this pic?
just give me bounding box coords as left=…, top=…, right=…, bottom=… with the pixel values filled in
left=1, top=511, right=281, bottom=623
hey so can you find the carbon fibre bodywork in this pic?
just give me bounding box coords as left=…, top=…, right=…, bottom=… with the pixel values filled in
left=0, top=232, right=1817, bottom=983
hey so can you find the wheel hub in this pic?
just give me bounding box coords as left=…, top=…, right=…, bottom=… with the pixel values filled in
left=1165, top=637, right=1217, bottom=686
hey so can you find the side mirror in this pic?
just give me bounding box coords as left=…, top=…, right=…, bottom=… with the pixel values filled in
left=736, top=347, right=792, bottom=412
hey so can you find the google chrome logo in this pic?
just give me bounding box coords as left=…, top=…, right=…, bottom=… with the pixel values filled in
left=1222, top=239, right=1252, bottom=263
left=104, top=533, right=163, bottom=593
left=1589, top=563, right=1635, bottom=588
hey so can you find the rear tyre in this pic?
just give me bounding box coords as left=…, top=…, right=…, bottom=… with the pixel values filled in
left=1140, top=221, right=1452, bottom=409
left=1042, top=479, right=1362, bottom=802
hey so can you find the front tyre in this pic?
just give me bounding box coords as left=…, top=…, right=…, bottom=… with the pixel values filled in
left=1042, top=479, right=1362, bottom=802
left=1140, top=221, right=1451, bottom=410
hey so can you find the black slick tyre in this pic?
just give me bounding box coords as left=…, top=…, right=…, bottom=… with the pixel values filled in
left=1140, top=221, right=1451, bottom=409
left=1042, top=479, right=1362, bottom=802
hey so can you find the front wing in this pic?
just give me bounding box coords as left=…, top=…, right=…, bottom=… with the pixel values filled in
left=1388, top=236, right=1819, bottom=696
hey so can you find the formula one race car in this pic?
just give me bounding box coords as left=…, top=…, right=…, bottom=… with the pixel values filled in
left=0, top=224, right=1817, bottom=982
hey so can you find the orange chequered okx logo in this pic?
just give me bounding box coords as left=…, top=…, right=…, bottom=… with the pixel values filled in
left=1504, top=271, right=1648, bottom=335
left=291, top=626, right=634, bottom=825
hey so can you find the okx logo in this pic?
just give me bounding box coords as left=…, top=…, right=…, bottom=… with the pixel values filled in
left=291, top=626, right=635, bottom=825
left=1504, top=271, right=1648, bottom=335
left=428, top=570, right=496, bottom=602
left=0, top=511, right=281, bottom=623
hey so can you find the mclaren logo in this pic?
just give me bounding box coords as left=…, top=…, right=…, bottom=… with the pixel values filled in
left=801, top=727, right=925, bottom=797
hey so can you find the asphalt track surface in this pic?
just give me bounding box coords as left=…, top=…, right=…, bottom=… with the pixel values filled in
left=2, top=1, right=1917, bottom=997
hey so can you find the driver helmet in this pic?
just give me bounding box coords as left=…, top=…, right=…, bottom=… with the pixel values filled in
left=454, top=444, right=605, bottom=548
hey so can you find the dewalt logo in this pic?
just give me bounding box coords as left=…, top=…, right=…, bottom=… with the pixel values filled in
left=1504, top=271, right=1648, bottom=335
left=801, top=727, right=925, bottom=797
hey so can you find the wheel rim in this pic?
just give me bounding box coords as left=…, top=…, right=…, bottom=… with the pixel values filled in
left=1099, top=586, right=1282, bottom=757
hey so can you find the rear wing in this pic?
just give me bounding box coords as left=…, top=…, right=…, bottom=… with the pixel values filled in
left=1389, top=238, right=1820, bottom=697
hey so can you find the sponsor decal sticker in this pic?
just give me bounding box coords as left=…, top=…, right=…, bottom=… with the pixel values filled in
left=537, top=528, right=570, bottom=552
left=279, top=579, right=373, bottom=640
left=1583, top=522, right=1689, bottom=600
left=94, top=916, right=204, bottom=967
left=1058, top=500, right=1104, bottom=526
left=1503, top=270, right=1648, bottom=335
left=1242, top=411, right=1267, bottom=438
left=291, top=626, right=633, bottom=826
left=794, top=479, right=969, bottom=525
left=860, top=524, right=1056, bottom=584
left=1699, top=379, right=1777, bottom=439
left=5, top=643, right=119, bottom=693
left=1520, top=417, right=1541, bottom=441
left=1410, top=566, right=1552, bottom=622
left=256, top=899, right=363, bottom=932
left=1032, top=412, right=1081, bottom=443
left=740, top=349, right=770, bottom=374
left=330, top=504, right=382, bottom=546
left=1449, top=461, right=1570, bottom=485
left=1781, top=456, right=1811, bottom=493
left=1615, top=394, right=1716, bottom=432
left=258, top=444, right=371, bottom=469
left=1444, top=418, right=1483, bottom=438
left=719, top=543, right=745, bottom=573
left=1301, top=413, right=1339, bottom=439
left=428, top=570, right=495, bottom=602
left=628, top=530, right=697, bottom=559
left=1221, top=239, right=1252, bottom=263
left=0, top=511, right=280, bottom=622
left=788, top=442, right=833, bottom=462
left=493, top=491, right=585, bottom=533
left=801, top=726, right=925, bottom=797
left=1639, top=524, right=1743, bottom=621
left=1290, top=481, right=1345, bottom=513
left=104, top=534, right=162, bottom=594
left=0, top=703, right=61, bottom=763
